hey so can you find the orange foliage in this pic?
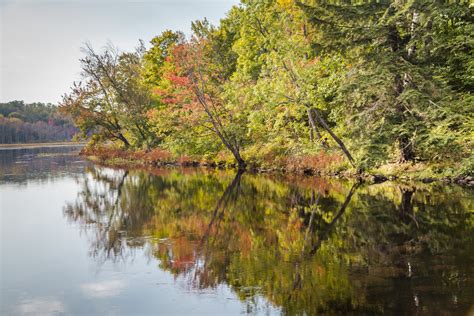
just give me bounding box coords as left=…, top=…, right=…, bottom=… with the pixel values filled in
left=285, top=152, right=343, bottom=173
left=165, top=73, right=190, bottom=87
left=82, top=147, right=174, bottom=166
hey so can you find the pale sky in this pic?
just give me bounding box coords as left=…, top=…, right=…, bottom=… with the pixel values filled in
left=0, top=0, right=239, bottom=104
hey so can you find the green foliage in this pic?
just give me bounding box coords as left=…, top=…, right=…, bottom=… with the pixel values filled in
left=60, top=1, right=473, bottom=175
left=143, top=30, right=184, bottom=86
left=298, top=0, right=473, bottom=166
left=60, top=43, right=157, bottom=149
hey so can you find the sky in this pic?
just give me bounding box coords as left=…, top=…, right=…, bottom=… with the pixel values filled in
left=0, top=0, right=239, bottom=104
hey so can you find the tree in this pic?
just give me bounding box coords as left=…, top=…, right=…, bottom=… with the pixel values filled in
left=297, top=0, right=472, bottom=165
left=58, top=1, right=472, bottom=174
left=60, top=43, right=156, bottom=149
left=157, top=21, right=248, bottom=169
left=230, top=0, right=356, bottom=166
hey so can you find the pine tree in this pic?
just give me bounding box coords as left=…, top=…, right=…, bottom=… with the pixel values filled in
left=298, top=0, right=472, bottom=164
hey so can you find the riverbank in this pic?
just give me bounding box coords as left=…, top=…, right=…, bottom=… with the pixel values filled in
left=81, top=147, right=473, bottom=187
left=0, top=141, right=86, bottom=150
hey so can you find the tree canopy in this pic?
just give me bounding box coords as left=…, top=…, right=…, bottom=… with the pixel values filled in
left=60, top=1, right=473, bottom=175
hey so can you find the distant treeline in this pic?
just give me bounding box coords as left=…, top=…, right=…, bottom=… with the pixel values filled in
left=0, top=101, right=77, bottom=144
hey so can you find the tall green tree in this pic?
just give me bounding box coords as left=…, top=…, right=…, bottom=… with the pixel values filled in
left=298, top=0, right=473, bottom=165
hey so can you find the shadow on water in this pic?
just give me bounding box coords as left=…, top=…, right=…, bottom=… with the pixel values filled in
left=62, top=164, right=474, bottom=315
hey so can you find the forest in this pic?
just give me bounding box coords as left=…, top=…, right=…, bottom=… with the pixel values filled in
left=60, top=1, right=473, bottom=177
left=0, top=101, right=77, bottom=144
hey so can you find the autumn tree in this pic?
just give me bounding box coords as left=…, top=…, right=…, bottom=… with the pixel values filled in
left=61, top=43, right=156, bottom=148
left=59, top=1, right=472, bottom=175
left=155, top=20, right=248, bottom=168
left=229, top=0, right=356, bottom=167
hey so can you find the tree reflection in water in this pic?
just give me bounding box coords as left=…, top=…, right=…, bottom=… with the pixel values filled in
left=63, top=166, right=474, bottom=314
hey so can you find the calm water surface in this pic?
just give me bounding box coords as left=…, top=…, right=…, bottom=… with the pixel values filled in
left=0, top=146, right=473, bottom=315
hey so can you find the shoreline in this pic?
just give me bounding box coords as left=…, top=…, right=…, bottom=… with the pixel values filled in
left=81, top=148, right=474, bottom=188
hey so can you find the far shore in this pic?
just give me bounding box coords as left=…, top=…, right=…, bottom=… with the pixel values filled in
left=0, top=141, right=86, bottom=150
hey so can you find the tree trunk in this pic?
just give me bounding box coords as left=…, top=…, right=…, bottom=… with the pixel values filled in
left=398, top=134, right=415, bottom=163
left=210, top=120, right=246, bottom=170
left=191, top=83, right=246, bottom=170
left=310, top=108, right=355, bottom=168
left=307, top=108, right=329, bottom=149
left=394, top=73, right=415, bottom=163
left=232, top=150, right=247, bottom=170
left=117, top=133, right=130, bottom=148
left=391, top=10, right=419, bottom=163
left=135, top=122, right=150, bottom=150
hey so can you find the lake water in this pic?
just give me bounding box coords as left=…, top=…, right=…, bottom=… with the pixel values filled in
left=0, top=146, right=473, bottom=315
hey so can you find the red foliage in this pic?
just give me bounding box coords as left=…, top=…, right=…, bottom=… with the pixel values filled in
left=152, top=87, right=166, bottom=96
left=165, top=73, right=190, bottom=87
left=143, top=149, right=172, bottom=162
left=177, top=155, right=195, bottom=166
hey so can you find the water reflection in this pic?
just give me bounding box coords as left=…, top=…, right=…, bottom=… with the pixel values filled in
left=64, top=165, right=474, bottom=315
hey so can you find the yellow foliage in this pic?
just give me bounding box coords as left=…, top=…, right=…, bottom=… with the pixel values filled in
left=277, top=0, right=295, bottom=9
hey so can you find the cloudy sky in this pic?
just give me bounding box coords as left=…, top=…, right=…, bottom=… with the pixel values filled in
left=0, top=0, right=239, bottom=104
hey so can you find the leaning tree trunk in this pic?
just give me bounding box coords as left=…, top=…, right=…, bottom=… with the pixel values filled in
left=232, top=149, right=247, bottom=170
left=117, top=132, right=130, bottom=148
left=309, top=107, right=355, bottom=168
left=307, top=108, right=329, bottom=149
left=191, top=81, right=247, bottom=170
